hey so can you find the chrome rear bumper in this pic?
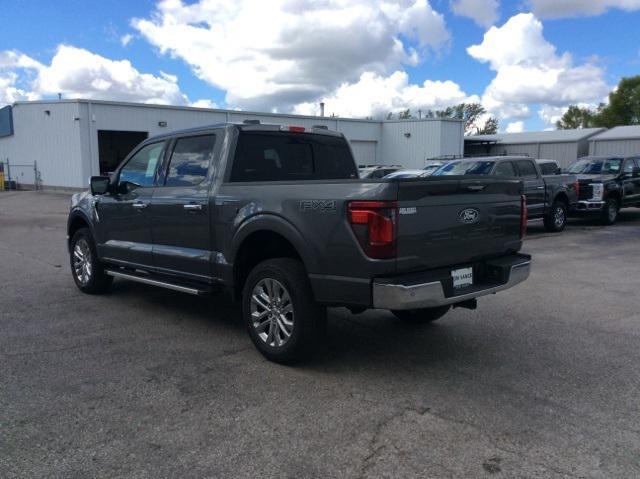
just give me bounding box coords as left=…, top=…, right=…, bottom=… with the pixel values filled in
left=373, top=256, right=531, bottom=310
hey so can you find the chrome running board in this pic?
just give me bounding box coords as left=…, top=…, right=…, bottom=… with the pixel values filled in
left=105, top=270, right=207, bottom=295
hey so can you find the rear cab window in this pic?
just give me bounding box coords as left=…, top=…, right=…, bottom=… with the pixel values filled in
left=516, top=160, right=538, bottom=179
left=538, top=162, right=559, bottom=175
left=229, top=131, right=358, bottom=182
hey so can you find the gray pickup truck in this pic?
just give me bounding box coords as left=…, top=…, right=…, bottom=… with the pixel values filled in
left=67, top=123, right=531, bottom=363
left=434, top=156, right=579, bottom=232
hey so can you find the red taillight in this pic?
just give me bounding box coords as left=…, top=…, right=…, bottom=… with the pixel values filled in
left=348, top=201, right=398, bottom=259
left=520, top=194, right=527, bottom=240
left=573, top=180, right=580, bottom=198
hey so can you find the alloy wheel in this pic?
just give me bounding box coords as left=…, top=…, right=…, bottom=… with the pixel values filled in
left=250, top=278, right=294, bottom=348
left=554, top=206, right=565, bottom=229
left=72, top=238, right=92, bottom=285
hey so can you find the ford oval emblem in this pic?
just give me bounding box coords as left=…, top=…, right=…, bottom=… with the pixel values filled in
left=459, top=208, right=480, bottom=224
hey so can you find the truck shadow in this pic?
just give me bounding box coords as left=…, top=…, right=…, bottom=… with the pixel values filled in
left=107, top=280, right=486, bottom=369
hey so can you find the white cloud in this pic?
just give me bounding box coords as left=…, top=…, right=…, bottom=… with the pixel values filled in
left=133, top=0, right=450, bottom=111
left=190, top=98, right=219, bottom=109
left=450, top=0, right=499, bottom=28
left=120, top=34, right=133, bottom=46
left=292, top=71, right=478, bottom=118
left=0, top=45, right=191, bottom=106
left=467, top=13, right=610, bottom=122
left=505, top=121, right=524, bottom=133
left=528, top=0, right=640, bottom=19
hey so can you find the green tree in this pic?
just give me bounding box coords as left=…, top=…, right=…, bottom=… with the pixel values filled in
left=556, top=105, right=596, bottom=129
left=398, top=109, right=412, bottom=119
left=434, top=103, right=498, bottom=135
left=475, top=117, right=498, bottom=135
left=594, top=76, right=640, bottom=128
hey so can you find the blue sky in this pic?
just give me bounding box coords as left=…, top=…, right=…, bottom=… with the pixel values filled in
left=1, top=0, right=639, bottom=132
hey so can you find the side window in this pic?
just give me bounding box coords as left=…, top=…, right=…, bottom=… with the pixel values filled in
left=165, top=135, right=216, bottom=187
left=313, top=136, right=358, bottom=179
left=493, top=161, right=516, bottom=177
left=118, top=142, right=164, bottom=189
left=516, top=160, right=538, bottom=179
left=622, top=159, right=635, bottom=174
left=635, top=158, right=640, bottom=169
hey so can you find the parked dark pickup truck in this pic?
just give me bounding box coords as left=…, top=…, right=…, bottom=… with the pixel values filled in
left=67, top=123, right=531, bottom=363
left=433, top=156, right=579, bottom=232
left=566, top=156, right=640, bottom=225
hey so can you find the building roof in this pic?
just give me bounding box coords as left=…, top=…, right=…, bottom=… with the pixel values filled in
left=465, top=128, right=605, bottom=145
left=11, top=99, right=463, bottom=125
left=589, top=125, right=640, bottom=141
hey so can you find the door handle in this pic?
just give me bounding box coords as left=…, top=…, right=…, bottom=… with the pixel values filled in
left=132, top=202, right=148, bottom=210
left=535, top=186, right=544, bottom=190
left=183, top=203, right=203, bottom=211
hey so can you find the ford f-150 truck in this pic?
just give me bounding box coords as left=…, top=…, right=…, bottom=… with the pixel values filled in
left=67, top=123, right=531, bottom=363
left=433, top=156, right=579, bottom=232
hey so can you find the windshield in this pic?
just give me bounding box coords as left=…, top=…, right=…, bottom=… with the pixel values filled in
left=433, top=161, right=494, bottom=176
left=567, top=158, right=622, bottom=175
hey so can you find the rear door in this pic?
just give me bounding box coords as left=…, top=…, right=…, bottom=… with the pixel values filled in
left=395, top=177, right=523, bottom=273
left=149, top=133, right=218, bottom=281
left=515, top=159, right=545, bottom=218
left=95, top=141, right=165, bottom=266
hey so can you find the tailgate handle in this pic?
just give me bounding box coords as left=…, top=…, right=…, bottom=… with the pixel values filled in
left=465, top=185, right=487, bottom=192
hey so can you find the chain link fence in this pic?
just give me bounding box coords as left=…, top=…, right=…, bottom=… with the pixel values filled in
left=1, top=159, right=41, bottom=191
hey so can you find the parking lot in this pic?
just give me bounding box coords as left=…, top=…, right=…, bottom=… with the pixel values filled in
left=1, top=191, right=639, bottom=478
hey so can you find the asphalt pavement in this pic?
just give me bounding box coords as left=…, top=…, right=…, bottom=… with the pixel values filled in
left=1, top=191, right=639, bottom=478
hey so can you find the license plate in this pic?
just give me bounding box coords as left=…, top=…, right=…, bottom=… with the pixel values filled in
left=452, top=267, right=473, bottom=289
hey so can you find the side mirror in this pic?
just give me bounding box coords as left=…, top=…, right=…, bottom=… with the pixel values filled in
left=90, top=176, right=110, bottom=195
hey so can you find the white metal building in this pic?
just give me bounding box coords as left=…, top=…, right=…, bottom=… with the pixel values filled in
left=589, top=126, right=640, bottom=156
left=465, top=128, right=605, bottom=168
left=0, top=99, right=464, bottom=189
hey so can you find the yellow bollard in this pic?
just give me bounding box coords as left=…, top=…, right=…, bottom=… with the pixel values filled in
left=0, top=163, right=5, bottom=191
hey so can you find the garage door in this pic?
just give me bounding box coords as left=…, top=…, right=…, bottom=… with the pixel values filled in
left=350, top=141, right=377, bottom=166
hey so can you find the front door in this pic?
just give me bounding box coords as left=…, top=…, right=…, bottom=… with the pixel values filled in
left=149, top=133, right=217, bottom=281
left=621, top=158, right=640, bottom=206
left=516, top=159, right=545, bottom=218
left=95, top=141, right=165, bottom=267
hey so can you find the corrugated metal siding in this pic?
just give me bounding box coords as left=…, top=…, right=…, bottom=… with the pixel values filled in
left=350, top=141, right=377, bottom=165
left=539, top=143, right=579, bottom=168
left=440, top=121, right=465, bottom=159
left=489, top=143, right=539, bottom=158
left=0, top=102, right=84, bottom=187
left=474, top=142, right=580, bottom=168
left=1, top=100, right=466, bottom=187
left=380, top=121, right=461, bottom=169
left=590, top=139, right=640, bottom=157
left=89, top=103, right=382, bottom=179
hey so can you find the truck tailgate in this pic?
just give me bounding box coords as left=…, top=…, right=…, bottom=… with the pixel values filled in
left=395, top=177, right=524, bottom=273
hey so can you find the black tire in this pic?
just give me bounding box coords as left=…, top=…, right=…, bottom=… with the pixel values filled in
left=601, top=198, right=619, bottom=225
left=242, top=258, right=326, bottom=364
left=392, top=306, right=450, bottom=324
left=69, top=228, right=113, bottom=294
left=543, top=200, right=567, bottom=232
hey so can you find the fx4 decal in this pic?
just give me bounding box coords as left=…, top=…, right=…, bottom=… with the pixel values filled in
left=299, top=200, right=337, bottom=213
